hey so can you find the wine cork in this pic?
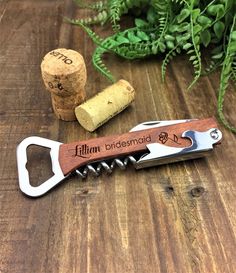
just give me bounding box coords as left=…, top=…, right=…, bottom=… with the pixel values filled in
left=41, top=48, right=87, bottom=121
left=75, top=79, right=135, bottom=132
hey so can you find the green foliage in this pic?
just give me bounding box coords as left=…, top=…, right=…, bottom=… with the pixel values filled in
left=69, top=0, right=236, bottom=132
left=217, top=15, right=236, bottom=132
left=74, top=0, right=108, bottom=11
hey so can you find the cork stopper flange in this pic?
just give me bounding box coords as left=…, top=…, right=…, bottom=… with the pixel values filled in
left=41, top=48, right=87, bottom=121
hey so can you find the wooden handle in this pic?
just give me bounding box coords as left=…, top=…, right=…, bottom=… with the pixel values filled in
left=59, top=118, right=218, bottom=175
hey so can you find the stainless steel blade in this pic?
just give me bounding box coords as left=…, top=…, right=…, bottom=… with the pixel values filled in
left=130, top=119, right=196, bottom=132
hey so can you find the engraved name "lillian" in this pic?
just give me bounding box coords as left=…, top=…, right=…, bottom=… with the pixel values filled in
left=73, top=144, right=100, bottom=158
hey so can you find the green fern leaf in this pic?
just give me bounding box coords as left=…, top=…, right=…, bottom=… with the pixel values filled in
left=73, top=0, right=108, bottom=12
left=108, top=0, right=122, bottom=31
left=162, top=46, right=181, bottom=81
left=92, top=47, right=115, bottom=82
left=217, top=15, right=236, bottom=132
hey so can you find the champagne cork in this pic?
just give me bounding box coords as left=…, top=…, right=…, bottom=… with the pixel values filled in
left=75, top=79, right=135, bottom=132
left=41, top=48, right=87, bottom=121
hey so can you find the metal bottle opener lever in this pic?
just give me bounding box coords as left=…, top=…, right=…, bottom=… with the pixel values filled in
left=17, top=118, right=222, bottom=197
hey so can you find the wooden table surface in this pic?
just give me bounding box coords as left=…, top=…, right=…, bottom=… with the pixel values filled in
left=0, top=1, right=236, bottom=272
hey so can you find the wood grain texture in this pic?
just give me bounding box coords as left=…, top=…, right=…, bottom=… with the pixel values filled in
left=0, top=1, right=236, bottom=273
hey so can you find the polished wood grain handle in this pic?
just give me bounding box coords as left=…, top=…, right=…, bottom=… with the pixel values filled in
left=59, top=118, right=218, bottom=175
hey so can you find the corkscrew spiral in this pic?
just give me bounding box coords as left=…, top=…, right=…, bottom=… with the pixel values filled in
left=75, top=156, right=137, bottom=179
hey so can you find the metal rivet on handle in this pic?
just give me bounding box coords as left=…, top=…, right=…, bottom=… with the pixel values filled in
left=210, top=129, right=220, bottom=140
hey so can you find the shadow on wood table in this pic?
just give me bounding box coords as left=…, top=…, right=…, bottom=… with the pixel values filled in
left=0, top=1, right=235, bottom=273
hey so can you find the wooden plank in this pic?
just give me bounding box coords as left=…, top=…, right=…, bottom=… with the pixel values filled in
left=0, top=1, right=236, bottom=273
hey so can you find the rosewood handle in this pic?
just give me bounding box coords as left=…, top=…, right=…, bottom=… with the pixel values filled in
left=59, top=118, right=218, bottom=175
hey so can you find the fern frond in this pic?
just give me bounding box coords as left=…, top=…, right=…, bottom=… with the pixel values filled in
left=108, top=0, right=123, bottom=31
left=74, top=0, right=108, bottom=11
left=187, top=7, right=202, bottom=89
left=114, top=42, right=152, bottom=59
left=150, top=11, right=170, bottom=54
left=162, top=46, right=181, bottom=80
left=217, top=15, right=236, bottom=132
left=66, top=10, right=108, bottom=26
left=101, top=26, right=158, bottom=58
left=112, top=26, right=156, bottom=44
left=92, top=47, right=115, bottom=82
